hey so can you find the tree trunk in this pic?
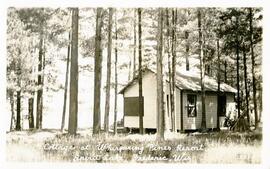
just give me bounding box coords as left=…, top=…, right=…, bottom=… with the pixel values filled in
left=185, top=31, right=190, bottom=71
left=217, top=39, right=220, bottom=130
left=104, top=8, right=113, bottom=133
left=236, top=15, right=241, bottom=118
left=36, top=27, right=44, bottom=130
left=157, top=8, right=165, bottom=140
left=224, top=60, right=227, bottom=83
left=133, top=9, right=137, bottom=78
left=16, top=90, right=21, bottom=131
left=16, top=55, right=22, bottom=131
left=138, top=8, right=144, bottom=134
left=68, top=8, right=79, bottom=135
left=61, top=31, right=71, bottom=132
left=9, top=91, right=15, bottom=131
left=198, top=9, right=206, bottom=130
left=28, top=96, right=34, bottom=129
left=93, top=8, right=104, bottom=135
left=113, top=11, right=118, bottom=135
left=171, top=8, right=177, bottom=132
left=41, top=38, right=46, bottom=129
left=165, top=9, right=173, bottom=132
left=243, top=46, right=250, bottom=125
left=249, top=8, right=258, bottom=129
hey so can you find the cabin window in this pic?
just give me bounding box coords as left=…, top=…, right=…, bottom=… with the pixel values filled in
left=124, top=97, right=144, bottom=116
left=218, top=95, right=226, bottom=116
left=187, top=94, right=197, bottom=117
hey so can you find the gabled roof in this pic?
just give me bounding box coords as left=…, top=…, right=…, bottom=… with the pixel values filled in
left=119, top=68, right=237, bottom=94
left=174, top=71, right=236, bottom=93
left=119, top=68, right=158, bottom=94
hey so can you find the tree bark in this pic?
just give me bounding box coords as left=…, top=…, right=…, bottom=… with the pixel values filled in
left=133, top=9, right=137, bottom=78
left=41, top=38, right=46, bottom=129
left=9, top=91, right=15, bottom=131
left=249, top=8, right=258, bottom=129
left=236, top=15, right=241, bottom=118
left=36, top=26, right=44, bottom=130
left=113, top=12, right=118, bottom=135
left=224, top=60, right=227, bottom=83
left=171, top=8, right=177, bottom=132
left=68, top=8, right=79, bottom=135
left=185, top=31, right=190, bottom=71
left=217, top=39, right=220, bottom=130
left=114, top=11, right=118, bottom=135
left=138, top=8, right=144, bottom=134
left=104, top=8, right=113, bottom=133
left=16, top=90, right=21, bottom=131
left=157, top=8, right=165, bottom=140
left=16, top=53, right=22, bottom=131
left=93, top=8, right=104, bottom=135
left=28, top=96, right=34, bottom=129
left=165, top=9, right=173, bottom=132
left=198, top=9, right=206, bottom=130
left=61, top=31, right=71, bottom=132
left=243, top=46, right=250, bottom=125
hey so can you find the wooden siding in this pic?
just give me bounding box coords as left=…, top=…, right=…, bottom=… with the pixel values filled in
left=182, top=92, right=218, bottom=130
left=182, top=91, right=202, bottom=129
left=205, top=95, right=217, bottom=128
left=123, top=71, right=157, bottom=129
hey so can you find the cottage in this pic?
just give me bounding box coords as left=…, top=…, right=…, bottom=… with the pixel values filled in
left=119, top=68, right=237, bottom=132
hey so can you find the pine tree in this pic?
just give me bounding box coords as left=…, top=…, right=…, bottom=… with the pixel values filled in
left=243, top=45, right=250, bottom=125
left=248, top=8, right=258, bottom=129
left=165, top=9, right=173, bottom=132
left=156, top=8, right=165, bottom=140
left=113, top=9, right=118, bottom=135
left=138, top=8, right=144, bottom=134
left=235, top=12, right=241, bottom=118
left=68, top=8, right=79, bottom=135
left=104, top=8, right=113, bottom=133
left=133, top=9, right=137, bottom=78
left=61, top=30, right=71, bottom=132
left=36, top=15, right=44, bottom=129
left=15, top=59, right=22, bottom=131
left=216, top=38, right=221, bottom=130
left=198, top=8, right=207, bottom=130
left=93, top=8, right=104, bottom=135
left=171, top=8, right=177, bottom=132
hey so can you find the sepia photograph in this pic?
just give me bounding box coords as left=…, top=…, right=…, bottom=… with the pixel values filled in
left=2, top=1, right=268, bottom=168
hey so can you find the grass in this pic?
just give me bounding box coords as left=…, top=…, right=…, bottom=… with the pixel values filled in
left=6, top=129, right=262, bottom=163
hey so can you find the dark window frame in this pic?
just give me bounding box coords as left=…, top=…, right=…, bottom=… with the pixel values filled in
left=187, top=94, right=197, bottom=117
left=124, top=96, right=144, bottom=116
left=218, top=95, right=226, bottom=116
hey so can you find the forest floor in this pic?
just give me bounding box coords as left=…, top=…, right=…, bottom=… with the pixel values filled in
left=6, top=128, right=262, bottom=163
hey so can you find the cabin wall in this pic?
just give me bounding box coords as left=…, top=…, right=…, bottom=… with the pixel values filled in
left=122, top=70, right=236, bottom=131
left=182, top=91, right=218, bottom=130
left=182, top=91, right=202, bottom=130
left=205, top=95, right=217, bottom=129
left=123, top=72, right=157, bottom=129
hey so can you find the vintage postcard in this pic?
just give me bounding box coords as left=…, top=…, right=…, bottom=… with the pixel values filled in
left=1, top=0, right=269, bottom=169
